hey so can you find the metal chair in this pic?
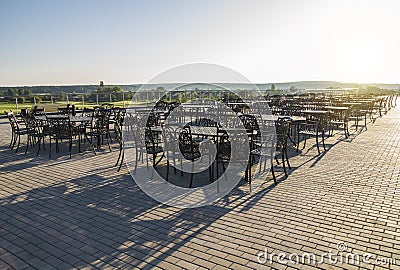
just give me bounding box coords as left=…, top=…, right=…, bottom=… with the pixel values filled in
left=47, top=115, right=74, bottom=158
left=297, top=114, right=327, bottom=155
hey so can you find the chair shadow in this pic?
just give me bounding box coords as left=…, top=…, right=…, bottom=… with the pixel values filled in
left=0, top=169, right=262, bottom=269
left=0, top=114, right=382, bottom=268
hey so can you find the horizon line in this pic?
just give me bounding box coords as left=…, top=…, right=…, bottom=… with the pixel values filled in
left=1, top=80, right=400, bottom=88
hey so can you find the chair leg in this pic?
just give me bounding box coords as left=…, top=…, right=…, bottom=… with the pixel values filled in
left=69, top=139, right=72, bottom=158
left=322, top=132, right=326, bottom=151
left=49, top=138, right=52, bottom=158
left=173, top=158, right=177, bottom=175
left=87, top=135, right=96, bottom=155
left=115, top=143, right=123, bottom=166
left=166, top=159, right=170, bottom=182
left=285, top=147, right=291, bottom=169
left=282, top=152, right=287, bottom=177
left=355, top=118, right=358, bottom=131
left=118, top=151, right=124, bottom=172
left=302, top=135, right=307, bottom=150
left=364, top=114, right=367, bottom=129
left=180, top=159, right=184, bottom=177
left=36, top=137, right=41, bottom=156
left=221, top=161, right=228, bottom=181
left=15, top=135, right=21, bottom=153
left=106, top=134, right=112, bottom=152
left=134, top=149, right=138, bottom=174
left=78, top=134, right=81, bottom=153
left=248, top=158, right=252, bottom=193
left=209, top=165, right=213, bottom=183
left=316, top=134, right=320, bottom=155
left=271, top=162, right=277, bottom=185
left=216, top=157, right=220, bottom=177
left=25, top=136, right=30, bottom=154
left=275, top=156, right=280, bottom=164
left=9, top=132, right=14, bottom=148
left=189, top=172, right=194, bottom=188
left=11, top=133, right=18, bottom=150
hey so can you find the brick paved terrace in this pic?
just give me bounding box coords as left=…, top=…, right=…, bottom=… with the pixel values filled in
left=1, top=106, right=400, bottom=270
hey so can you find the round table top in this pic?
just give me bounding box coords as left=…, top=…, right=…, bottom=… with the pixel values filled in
left=35, top=115, right=92, bottom=122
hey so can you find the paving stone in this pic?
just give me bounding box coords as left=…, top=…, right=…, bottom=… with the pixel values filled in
left=0, top=105, right=399, bottom=270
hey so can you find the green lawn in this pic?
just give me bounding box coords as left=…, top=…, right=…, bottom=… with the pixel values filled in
left=0, top=100, right=139, bottom=114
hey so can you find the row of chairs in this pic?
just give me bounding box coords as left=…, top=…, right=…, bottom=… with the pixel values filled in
left=121, top=111, right=291, bottom=187
left=5, top=107, right=126, bottom=159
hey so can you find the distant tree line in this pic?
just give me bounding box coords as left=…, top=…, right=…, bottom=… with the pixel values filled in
left=0, top=84, right=144, bottom=104
left=0, top=84, right=142, bottom=96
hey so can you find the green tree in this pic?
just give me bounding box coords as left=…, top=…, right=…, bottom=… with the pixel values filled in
left=24, top=88, right=32, bottom=96
left=271, top=84, right=276, bottom=90
left=59, top=91, right=67, bottom=101
left=6, top=88, right=16, bottom=97
left=17, top=96, right=26, bottom=103
left=32, top=96, right=42, bottom=103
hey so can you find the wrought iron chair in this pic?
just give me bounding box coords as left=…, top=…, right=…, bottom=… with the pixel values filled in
left=114, top=108, right=126, bottom=171
left=85, top=108, right=112, bottom=152
left=297, top=113, right=327, bottom=155
left=47, top=115, right=74, bottom=158
left=328, top=109, right=349, bottom=138
left=5, top=112, right=29, bottom=153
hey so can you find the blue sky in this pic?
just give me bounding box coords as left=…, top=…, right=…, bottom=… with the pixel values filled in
left=1, top=0, right=400, bottom=85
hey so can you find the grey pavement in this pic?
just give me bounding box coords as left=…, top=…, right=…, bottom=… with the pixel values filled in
left=1, top=106, right=400, bottom=269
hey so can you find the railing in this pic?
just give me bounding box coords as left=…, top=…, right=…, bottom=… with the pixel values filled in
left=1, top=88, right=398, bottom=115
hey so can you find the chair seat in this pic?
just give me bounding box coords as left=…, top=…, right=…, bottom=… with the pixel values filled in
left=86, top=130, right=107, bottom=136
left=146, top=145, right=163, bottom=154
left=251, top=148, right=274, bottom=157
left=298, top=130, right=319, bottom=136
left=349, top=116, right=365, bottom=120
left=50, top=134, right=73, bottom=139
left=30, top=132, right=47, bottom=138
left=16, top=129, right=29, bottom=135
left=330, top=120, right=346, bottom=125
left=182, top=151, right=201, bottom=160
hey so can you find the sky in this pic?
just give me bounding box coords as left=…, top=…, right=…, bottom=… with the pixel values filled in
left=1, top=0, right=400, bottom=86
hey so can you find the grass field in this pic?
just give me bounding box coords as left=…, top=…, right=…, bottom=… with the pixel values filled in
left=0, top=101, right=135, bottom=114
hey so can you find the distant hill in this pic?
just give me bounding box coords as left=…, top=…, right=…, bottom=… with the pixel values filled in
left=1, top=81, right=399, bottom=96
left=256, top=81, right=400, bottom=90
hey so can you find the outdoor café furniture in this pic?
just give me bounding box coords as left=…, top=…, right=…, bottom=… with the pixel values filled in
left=34, top=114, right=95, bottom=156
left=251, top=118, right=291, bottom=185
left=226, top=102, right=250, bottom=114
left=344, top=102, right=369, bottom=131
left=113, top=109, right=126, bottom=171
left=216, top=128, right=252, bottom=186
left=297, top=110, right=328, bottom=155
left=45, top=114, right=93, bottom=157
left=46, top=115, right=75, bottom=158
left=24, top=115, right=49, bottom=155
left=325, top=106, right=349, bottom=138
left=5, top=112, right=29, bottom=153
left=85, top=109, right=112, bottom=152
left=127, top=115, right=164, bottom=173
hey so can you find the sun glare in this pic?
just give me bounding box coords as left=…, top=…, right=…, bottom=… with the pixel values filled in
left=342, top=43, right=378, bottom=83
